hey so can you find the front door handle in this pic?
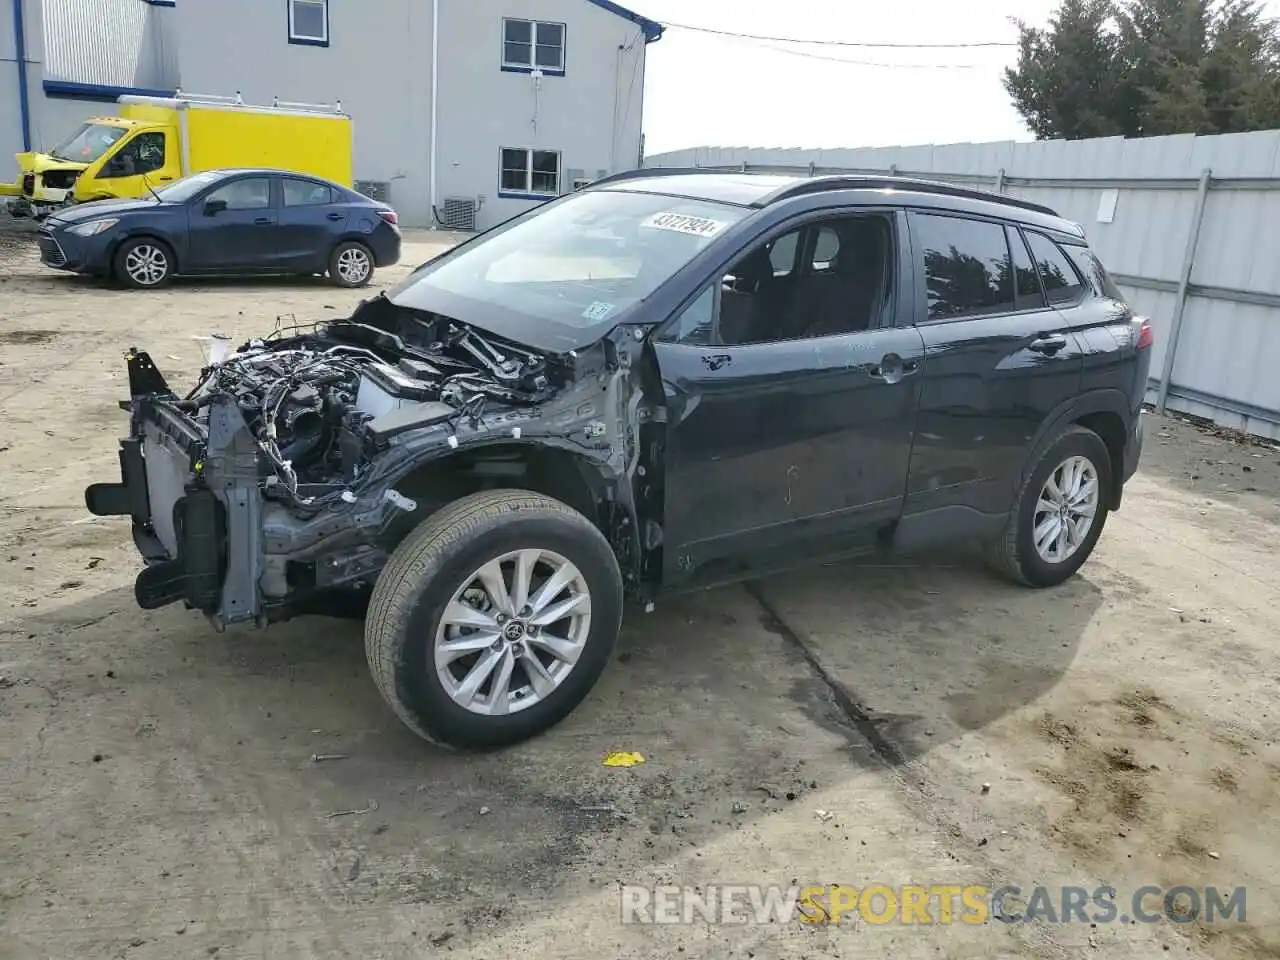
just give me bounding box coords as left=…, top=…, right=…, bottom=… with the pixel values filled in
left=1029, top=334, right=1068, bottom=354
left=869, top=353, right=920, bottom=383
left=254, top=217, right=274, bottom=226
left=326, top=212, right=344, bottom=221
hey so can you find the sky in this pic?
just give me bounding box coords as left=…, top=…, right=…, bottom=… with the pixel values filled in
left=634, top=0, right=1280, bottom=157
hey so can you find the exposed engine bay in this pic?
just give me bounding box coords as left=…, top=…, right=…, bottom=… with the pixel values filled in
left=177, top=301, right=562, bottom=509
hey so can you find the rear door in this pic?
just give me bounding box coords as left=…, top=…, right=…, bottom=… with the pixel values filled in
left=277, top=176, right=343, bottom=272
left=185, top=175, right=279, bottom=272
left=903, top=211, right=1084, bottom=524
left=652, top=209, right=925, bottom=587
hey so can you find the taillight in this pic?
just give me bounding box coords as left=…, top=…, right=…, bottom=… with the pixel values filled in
left=1134, top=316, right=1154, bottom=350
left=378, top=210, right=399, bottom=226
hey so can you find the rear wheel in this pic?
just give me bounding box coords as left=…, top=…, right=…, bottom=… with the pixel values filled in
left=329, top=241, right=374, bottom=288
left=114, top=238, right=174, bottom=289
left=365, top=490, right=623, bottom=749
left=985, top=426, right=1111, bottom=587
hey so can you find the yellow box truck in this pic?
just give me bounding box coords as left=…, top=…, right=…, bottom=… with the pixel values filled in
left=2, top=92, right=353, bottom=219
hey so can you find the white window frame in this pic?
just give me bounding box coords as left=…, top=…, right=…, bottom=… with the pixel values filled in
left=501, top=18, right=566, bottom=73
left=288, top=0, right=329, bottom=46
left=499, top=147, right=562, bottom=198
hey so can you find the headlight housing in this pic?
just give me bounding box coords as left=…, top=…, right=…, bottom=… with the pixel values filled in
left=67, top=218, right=119, bottom=237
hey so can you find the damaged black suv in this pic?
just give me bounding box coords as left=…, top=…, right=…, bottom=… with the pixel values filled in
left=86, top=170, right=1152, bottom=749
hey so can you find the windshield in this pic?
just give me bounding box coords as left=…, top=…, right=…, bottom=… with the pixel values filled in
left=153, top=171, right=225, bottom=203
left=50, top=122, right=127, bottom=163
left=387, top=189, right=749, bottom=329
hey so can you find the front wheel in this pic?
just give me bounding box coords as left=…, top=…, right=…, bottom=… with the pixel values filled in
left=365, top=490, right=624, bottom=749
left=113, top=237, right=174, bottom=289
left=985, top=426, right=1112, bottom=587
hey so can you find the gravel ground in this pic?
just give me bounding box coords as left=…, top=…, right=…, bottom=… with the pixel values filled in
left=2, top=219, right=1279, bottom=959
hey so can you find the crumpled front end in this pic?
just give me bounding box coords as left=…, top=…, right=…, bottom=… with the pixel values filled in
left=4, top=152, right=85, bottom=217
left=85, top=306, right=649, bottom=628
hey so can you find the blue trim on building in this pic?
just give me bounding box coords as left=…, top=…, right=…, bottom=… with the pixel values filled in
left=497, top=191, right=558, bottom=202
left=11, top=0, right=31, bottom=150
left=43, top=80, right=177, bottom=101
left=140, top=0, right=177, bottom=7
left=583, top=0, right=662, bottom=42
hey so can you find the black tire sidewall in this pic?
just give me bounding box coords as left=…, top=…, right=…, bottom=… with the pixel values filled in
left=1015, top=429, right=1112, bottom=587
left=113, top=237, right=173, bottom=289
left=393, top=513, right=622, bottom=748
left=329, top=242, right=373, bottom=288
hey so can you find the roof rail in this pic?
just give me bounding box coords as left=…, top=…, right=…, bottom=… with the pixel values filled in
left=125, top=89, right=346, bottom=115
left=592, top=167, right=1061, bottom=219
left=760, top=175, right=1060, bottom=217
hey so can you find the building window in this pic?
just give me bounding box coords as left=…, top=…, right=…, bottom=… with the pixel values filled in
left=500, top=148, right=561, bottom=198
left=289, top=0, right=329, bottom=46
left=502, top=19, right=565, bottom=74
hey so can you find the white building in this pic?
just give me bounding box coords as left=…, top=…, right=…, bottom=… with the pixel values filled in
left=1, top=0, right=662, bottom=227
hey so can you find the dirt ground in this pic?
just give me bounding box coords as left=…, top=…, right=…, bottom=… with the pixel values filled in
left=2, top=219, right=1280, bottom=959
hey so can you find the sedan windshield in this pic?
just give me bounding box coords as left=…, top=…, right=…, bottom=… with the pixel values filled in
left=153, top=171, right=225, bottom=203
left=50, top=122, right=127, bottom=163
left=387, top=189, right=748, bottom=329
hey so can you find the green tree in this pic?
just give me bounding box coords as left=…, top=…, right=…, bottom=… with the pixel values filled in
left=1003, top=0, right=1280, bottom=138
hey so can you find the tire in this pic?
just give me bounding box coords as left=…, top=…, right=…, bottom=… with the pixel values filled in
left=329, top=241, right=374, bottom=288
left=985, top=426, right=1112, bottom=587
left=113, top=237, right=175, bottom=289
left=365, top=490, right=624, bottom=749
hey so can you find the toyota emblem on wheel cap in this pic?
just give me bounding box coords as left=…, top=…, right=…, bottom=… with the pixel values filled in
left=502, top=620, right=526, bottom=641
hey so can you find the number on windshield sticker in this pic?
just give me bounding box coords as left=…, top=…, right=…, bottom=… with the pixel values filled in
left=641, top=212, right=728, bottom=238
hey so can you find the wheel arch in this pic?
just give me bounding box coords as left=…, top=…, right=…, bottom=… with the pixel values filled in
left=110, top=231, right=180, bottom=275
left=385, top=442, right=640, bottom=579
left=1021, top=389, right=1131, bottom=509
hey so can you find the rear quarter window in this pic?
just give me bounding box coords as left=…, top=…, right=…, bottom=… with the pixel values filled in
left=1025, top=231, right=1086, bottom=306
left=1066, top=246, right=1126, bottom=301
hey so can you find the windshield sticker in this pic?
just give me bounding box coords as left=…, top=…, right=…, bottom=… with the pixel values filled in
left=641, top=212, right=729, bottom=238
left=582, top=301, right=618, bottom=322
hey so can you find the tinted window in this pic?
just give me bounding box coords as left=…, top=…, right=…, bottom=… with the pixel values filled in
left=283, top=178, right=333, bottom=206
left=1008, top=226, right=1046, bottom=310
left=768, top=230, right=799, bottom=275
left=1066, top=246, right=1125, bottom=300
left=1025, top=232, right=1086, bottom=305
left=914, top=214, right=1013, bottom=320
left=811, top=226, right=840, bottom=271
left=206, top=177, right=271, bottom=211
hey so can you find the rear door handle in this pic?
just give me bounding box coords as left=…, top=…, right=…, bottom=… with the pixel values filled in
left=1029, top=334, right=1068, bottom=354
left=254, top=217, right=275, bottom=226
left=869, top=353, right=920, bottom=383
left=326, top=212, right=344, bottom=221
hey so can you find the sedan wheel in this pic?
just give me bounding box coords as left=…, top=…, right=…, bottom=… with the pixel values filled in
left=329, top=242, right=373, bottom=288
left=114, top=239, right=174, bottom=289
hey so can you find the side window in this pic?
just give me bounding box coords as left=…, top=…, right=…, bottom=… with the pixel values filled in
left=1025, top=231, right=1086, bottom=306
left=914, top=213, right=1014, bottom=321
left=666, top=285, right=715, bottom=346
left=717, top=214, right=893, bottom=346
left=206, top=177, right=272, bottom=211
left=283, top=178, right=334, bottom=206
left=103, top=132, right=165, bottom=178
left=1008, top=226, right=1046, bottom=311
left=1066, top=246, right=1125, bottom=300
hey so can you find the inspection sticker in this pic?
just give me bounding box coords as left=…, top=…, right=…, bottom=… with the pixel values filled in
left=582, top=301, right=618, bottom=321
left=640, top=212, right=729, bottom=238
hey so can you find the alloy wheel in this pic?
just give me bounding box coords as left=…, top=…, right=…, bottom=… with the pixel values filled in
left=434, top=549, right=592, bottom=716
left=336, top=247, right=371, bottom=285
left=124, top=244, right=169, bottom=286
left=1032, top=455, right=1100, bottom=564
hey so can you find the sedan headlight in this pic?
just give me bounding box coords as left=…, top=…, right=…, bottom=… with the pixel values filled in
left=67, top=218, right=120, bottom=237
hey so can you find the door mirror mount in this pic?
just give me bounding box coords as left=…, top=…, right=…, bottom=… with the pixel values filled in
left=204, top=198, right=228, bottom=216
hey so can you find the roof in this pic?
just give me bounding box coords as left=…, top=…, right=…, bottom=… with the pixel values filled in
left=585, top=0, right=664, bottom=42
left=592, top=169, right=1079, bottom=233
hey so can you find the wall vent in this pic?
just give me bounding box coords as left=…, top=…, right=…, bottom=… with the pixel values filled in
left=439, top=196, right=477, bottom=231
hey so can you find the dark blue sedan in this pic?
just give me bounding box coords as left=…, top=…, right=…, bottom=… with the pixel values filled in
left=37, top=168, right=402, bottom=289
